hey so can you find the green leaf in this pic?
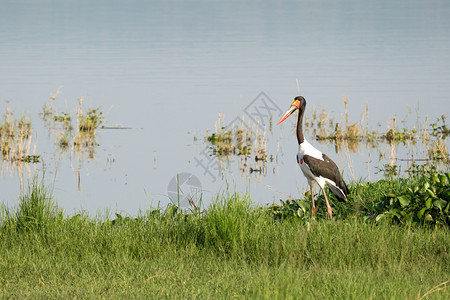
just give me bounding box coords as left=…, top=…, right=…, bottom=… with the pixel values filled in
left=426, top=189, right=436, bottom=198
left=431, top=173, right=440, bottom=183
left=441, top=189, right=450, bottom=201
left=417, top=208, right=427, bottom=219
left=165, top=205, right=178, bottom=218
left=425, top=198, right=433, bottom=209
left=397, top=196, right=410, bottom=207
left=422, top=182, right=430, bottom=192
left=389, top=209, right=402, bottom=219
left=433, top=199, right=447, bottom=209
left=297, top=200, right=311, bottom=213
left=439, top=174, right=449, bottom=186
left=375, top=214, right=387, bottom=223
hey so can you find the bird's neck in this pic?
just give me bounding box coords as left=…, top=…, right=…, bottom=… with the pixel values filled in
left=296, top=107, right=305, bottom=144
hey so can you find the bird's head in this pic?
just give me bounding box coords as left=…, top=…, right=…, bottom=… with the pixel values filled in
left=277, top=96, right=306, bottom=124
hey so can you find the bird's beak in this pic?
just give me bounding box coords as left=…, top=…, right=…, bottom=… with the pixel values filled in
left=277, top=105, right=297, bottom=124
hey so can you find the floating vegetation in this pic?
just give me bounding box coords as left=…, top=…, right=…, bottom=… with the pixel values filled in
left=431, top=115, right=449, bottom=137
left=21, top=155, right=41, bottom=163
left=77, top=98, right=103, bottom=134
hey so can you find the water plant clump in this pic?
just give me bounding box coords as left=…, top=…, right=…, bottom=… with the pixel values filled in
left=78, top=108, right=103, bottom=134
left=54, top=112, right=72, bottom=131
left=431, top=115, right=449, bottom=138
left=204, top=114, right=273, bottom=176
left=40, top=94, right=104, bottom=159
left=21, top=155, right=40, bottom=163
left=205, top=114, right=265, bottom=160
left=0, top=108, right=38, bottom=163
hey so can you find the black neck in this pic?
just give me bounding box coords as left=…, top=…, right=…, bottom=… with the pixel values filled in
left=296, top=105, right=305, bottom=144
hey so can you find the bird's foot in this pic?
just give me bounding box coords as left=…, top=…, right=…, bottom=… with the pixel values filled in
left=311, top=206, right=317, bottom=215
left=327, top=207, right=334, bottom=219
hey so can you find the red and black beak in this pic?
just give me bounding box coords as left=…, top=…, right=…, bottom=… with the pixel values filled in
left=277, top=100, right=301, bottom=124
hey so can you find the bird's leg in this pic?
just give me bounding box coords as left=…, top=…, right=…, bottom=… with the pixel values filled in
left=310, top=184, right=317, bottom=215
left=320, top=186, right=333, bottom=219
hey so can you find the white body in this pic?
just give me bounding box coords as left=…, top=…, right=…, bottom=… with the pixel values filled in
left=297, top=139, right=338, bottom=190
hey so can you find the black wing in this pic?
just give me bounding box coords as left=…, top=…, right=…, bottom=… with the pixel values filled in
left=303, top=154, right=349, bottom=201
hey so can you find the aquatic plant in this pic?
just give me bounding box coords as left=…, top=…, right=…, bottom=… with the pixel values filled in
left=40, top=94, right=104, bottom=160
left=0, top=108, right=38, bottom=163
left=205, top=114, right=265, bottom=160
left=431, top=115, right=449, bottom=138
left=78, top=108, right=103, bottom=134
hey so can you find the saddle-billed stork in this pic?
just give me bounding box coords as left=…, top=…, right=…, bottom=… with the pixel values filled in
left=277, top=96, right=348, bottom=218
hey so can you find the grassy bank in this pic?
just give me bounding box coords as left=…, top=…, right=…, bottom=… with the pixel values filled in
left=0, top=176, right=449, bottom=299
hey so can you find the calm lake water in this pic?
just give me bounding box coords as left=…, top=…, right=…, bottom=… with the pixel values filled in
left=1, top=0, right=449, bottom=214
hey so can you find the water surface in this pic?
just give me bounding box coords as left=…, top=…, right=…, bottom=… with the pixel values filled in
left=1, top=0, right=449, bottom=214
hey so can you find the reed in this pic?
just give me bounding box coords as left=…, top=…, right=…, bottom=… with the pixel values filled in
left=0, top=108, right=38, bottom=164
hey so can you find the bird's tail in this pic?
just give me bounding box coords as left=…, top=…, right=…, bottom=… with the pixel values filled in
left=327, top=179, right=349, bottom=202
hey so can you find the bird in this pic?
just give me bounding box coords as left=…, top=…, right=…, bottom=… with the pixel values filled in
left=277, top=96, right=348, bottom=218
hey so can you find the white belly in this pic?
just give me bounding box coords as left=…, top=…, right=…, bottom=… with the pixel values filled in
left=297, top=140, right=328, bottom=188
left=299, top=158, right=315, bottom=182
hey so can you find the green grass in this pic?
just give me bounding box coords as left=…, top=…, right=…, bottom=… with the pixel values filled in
left=0, top=178, right=449, bottom=299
